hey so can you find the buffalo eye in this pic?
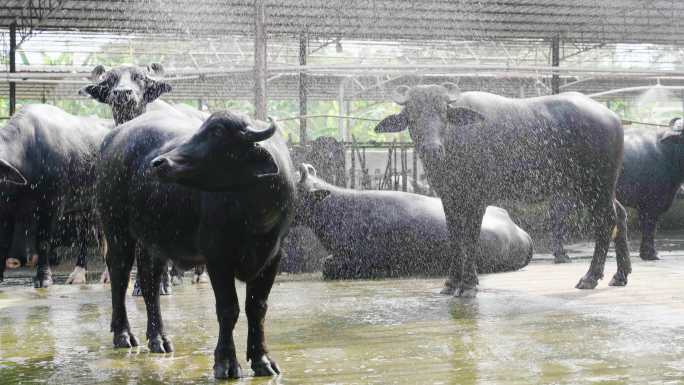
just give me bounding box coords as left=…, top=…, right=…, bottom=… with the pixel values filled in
left=132, top=73, right=145, bottom=82
left=210, top=127, right=225, bottom=139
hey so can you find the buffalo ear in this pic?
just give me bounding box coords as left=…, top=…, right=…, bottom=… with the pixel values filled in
left=144, top=80, right=172, bottom=103
left=374, top=109, right=409, bottom=133
left=309, top=189, right=330, bottom=203
left=660, top=130, right=684, bottom=145
left=447, top=106, right=485, bottom=126
left=90, top=65, right=106, bottom=82
left=147, top=63, right=165, bottom=77
left=0, top=159, right=27, bottom=185
left=79, top=84, right=110, bottom=103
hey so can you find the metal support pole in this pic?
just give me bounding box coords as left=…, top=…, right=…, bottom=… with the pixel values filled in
left=9, top=22, right=17, bottom=116
left=412, top=149, right=418, bottom=191
left=299, top=33, right=308, bottom=144
left=350, top=138, right=356, bottom=189
left=551, top=35, right=560, bottom=95
left=254, top=0, right=267, bottom=121
left=338, top=79, right=347, bottom=141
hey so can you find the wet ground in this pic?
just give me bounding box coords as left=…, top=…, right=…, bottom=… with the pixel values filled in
left=3, top=234, right=684, bottom=384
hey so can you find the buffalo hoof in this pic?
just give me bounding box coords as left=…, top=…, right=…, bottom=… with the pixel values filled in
left=113, top=331, right=139, bottom=348
left=33, top=271, right=53, bottom=288
left=553, top=253, right=572, bottom=264
left=170, top=274, right=183, bottom=286
left=457, top=286, right=478, bottom=298
left=192, top=271, right=210, bottom=284
left=100, top=270, right=110, bottom=284
left=131, top=279, right=142, bottom=297
left=214, top=359, right=242, bottom=379
left=26, top=254, right=38, bottom=267
left=640, top=253, right=660, bottom=261
left=440, top=279, right=457, bottom=295
left=5, top=257, right=20, bottom=269
left=575, top=275, right=599, bottom=290
left=66, top=266, right=87, bottom=284
left=251, top=355, right=281, bottom=377
left=160, top=280, right=172, bottom=296
left=148, top=335, right=173, bottom=353
left=609, top=271, right=628, bottom=287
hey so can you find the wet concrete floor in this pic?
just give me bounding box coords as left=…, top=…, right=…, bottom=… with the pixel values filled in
left=2, top=235, right=684, bottom=384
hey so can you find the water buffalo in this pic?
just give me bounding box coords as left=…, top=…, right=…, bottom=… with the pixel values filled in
left=589, top=117, right=684, bottom=260
left=0, top=105, right=111, bottom=287
left=375, top=84, right=629, bottom=297
left=96, top=110, right=294, bottom=379
left=294, top=163, right=532, bottom=279
left=0, top=63, right=172, bottom=288
left=83, top=63, right=212, bottom=292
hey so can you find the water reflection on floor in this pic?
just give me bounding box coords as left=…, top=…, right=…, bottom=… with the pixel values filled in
left=3, top=243, right=684, bottom=383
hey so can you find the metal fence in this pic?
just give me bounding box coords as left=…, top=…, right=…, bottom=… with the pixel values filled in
left=289, top=136, right=432, bottom=195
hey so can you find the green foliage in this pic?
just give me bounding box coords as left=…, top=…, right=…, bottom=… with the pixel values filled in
left=607, top=97, right=683, bottom=128
left=266, top=99, right=410, bottom=143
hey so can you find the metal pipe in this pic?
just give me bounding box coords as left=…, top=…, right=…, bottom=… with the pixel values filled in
left=254, top=0, right=267, bottom=120
left=9, top=63, right=684, bottom=80
left=551, top=36, right=560, bottom=94
left=9, top=22, right=16, bottom=116
left=338, top=78, right=348, bottom=141
left=299, top=33, right=308, bottom=144
left=350, top=136, right=356, bottom=189
left=588, top=85, right=684, bottom=98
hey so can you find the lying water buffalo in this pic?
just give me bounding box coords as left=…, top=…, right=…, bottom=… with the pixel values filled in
left=0, top=63, right=172, bottom=287
left=553, top=118, right=684, bottom=262
left=375, top=84, right=629, bottom=296
left=295, top=164, right=532, bottom=279
left=96, top=110, right=294, bottom=379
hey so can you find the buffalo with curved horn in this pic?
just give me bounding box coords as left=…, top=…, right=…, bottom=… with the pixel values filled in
left=375, top=83, right=629, bottom=297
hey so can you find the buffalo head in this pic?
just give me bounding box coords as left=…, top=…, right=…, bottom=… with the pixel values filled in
left=293, top=163, right=331, bottom=226
left=79, top=63, right=172, bottom=125
left=374, top=83, right=485, bottom=164
left=660, top=117, right=684, bottom=145
left=151, top=111, right=280, bottom=191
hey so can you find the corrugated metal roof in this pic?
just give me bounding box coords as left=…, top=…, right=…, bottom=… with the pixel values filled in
left=1, top=1, right=684, bottom=102
left=1, top=1, right=683, bottom=44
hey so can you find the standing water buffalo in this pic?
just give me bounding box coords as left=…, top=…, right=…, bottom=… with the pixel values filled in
left=295, top=164, right=533, bottom=279
left=0, top=63, right=172, bottom=287
left=553, top=118, right=684, bottom=261
left=83, top=63, right=212, bottom=288
left=375, top=84, right=629, bottom=296
left=0, top=105, right=110, bottom=287
left=96, top=110, right=294, bottom=379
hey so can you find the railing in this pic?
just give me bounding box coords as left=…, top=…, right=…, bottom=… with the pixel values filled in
left=289, top=136, right=431, bottom=194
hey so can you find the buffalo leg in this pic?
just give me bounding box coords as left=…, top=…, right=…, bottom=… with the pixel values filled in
left=107, top=231, right=138, bottom=348
left=246, top=254, right=281, bottom=377
left=442, top=198, right=485, bottom=297
left=0, top=216, right=13, bottom=283
left=638, top=209, right=660, bottom=261
left=170, top=262, right=184, bottom=286
left=610, top=200, right=632, bottom=286
left=576, top=194, right=616, bottom=290
left=132, top=247, right=171, bottom=296
left=33, top=211, right=56, bottom=289
left=137, top=249, right=173, bottom=353
left=207, top=260, right=241, bottom=379
left=67, top=216, right=89, bottom=284
left=549, top=197, right=573, bottom=263
left=193, top=264, right=209, bottom=284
